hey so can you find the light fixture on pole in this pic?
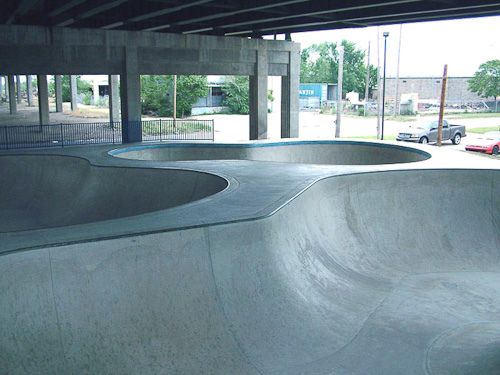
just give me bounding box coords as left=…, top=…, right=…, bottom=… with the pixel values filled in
left=381, top=31, right=389, bottom=140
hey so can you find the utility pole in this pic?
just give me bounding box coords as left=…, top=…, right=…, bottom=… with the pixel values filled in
left=376, top=28, right=382, bottom=139
left=335, top=45, right=344, bottom=138
left=437, top=64, right=448, bottom=146
left=173, top=74, right=177, bottom=128
left=394, top=24, right=403, bottom=116
left=381, top=32, right=389, bottom=140
left=364, top=41, right=371, bottom=117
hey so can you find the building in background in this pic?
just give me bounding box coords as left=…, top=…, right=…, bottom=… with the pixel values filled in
left=381, top=77, right=486, bottom=108
left=299, top=83, right=337, bottom=110
left=192, top=76, right=226, bottom=115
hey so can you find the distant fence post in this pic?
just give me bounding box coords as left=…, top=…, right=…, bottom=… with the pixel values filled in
left=4, top=127, right=8, bottom=150
left=60, top=123, right=64, bottom=147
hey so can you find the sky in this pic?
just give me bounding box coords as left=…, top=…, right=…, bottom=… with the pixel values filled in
left=77, top=15, right=499, bottom=83
left=288, top=15, right=500, bottom=78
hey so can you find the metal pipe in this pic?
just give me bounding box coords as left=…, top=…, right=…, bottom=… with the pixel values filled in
left=335, top=45, right=344, bottom=138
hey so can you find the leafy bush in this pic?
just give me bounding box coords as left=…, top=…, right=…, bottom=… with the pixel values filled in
left=141, top=75, right=208, bottom=117
left=222, top=76, right=249, bottom=114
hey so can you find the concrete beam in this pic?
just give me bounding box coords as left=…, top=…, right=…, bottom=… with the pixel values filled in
left=37, top=75, right=50, bottom=126
left=55, top=75, right=63, bottom=112
left=249, top=49, right=268, bottom=140
left=26, top=75, right=33, bottom=106
left=16, top=75, right=22, bottom=104
left=7, top=75, right=17, bottom=114
left=109, top=75, right=120, bottom=124
left=120, top=49, right=142, bottom=143
left=70, top=75, right=78, bottom=111
left=281, top=48, right=300, bottom=138
left=0, top=25, right=297, bottom=76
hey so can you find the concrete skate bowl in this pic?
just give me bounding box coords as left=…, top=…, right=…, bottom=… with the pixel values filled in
left=110, top=140, right=431, bottom=165
left=0, top=154, right=227, bottom=232
left=1, top=168, right=499, bottom=374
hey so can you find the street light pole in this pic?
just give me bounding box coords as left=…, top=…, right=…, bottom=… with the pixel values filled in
left=381, top=31, right=389, bottom=140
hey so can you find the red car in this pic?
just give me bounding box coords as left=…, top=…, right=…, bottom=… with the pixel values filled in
left=465, top=131, right=500, bottom=155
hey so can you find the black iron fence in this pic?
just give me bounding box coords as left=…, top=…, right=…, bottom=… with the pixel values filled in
left=0, top=119, right=214, bottom=150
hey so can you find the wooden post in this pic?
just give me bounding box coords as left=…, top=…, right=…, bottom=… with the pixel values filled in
left=437, top=64, right=448, bottom=146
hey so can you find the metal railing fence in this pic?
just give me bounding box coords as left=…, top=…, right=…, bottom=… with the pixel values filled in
left=0, top=119, right=214, bottom=150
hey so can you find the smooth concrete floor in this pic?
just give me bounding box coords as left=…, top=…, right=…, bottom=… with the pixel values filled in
left=0, top=140, right=499, bottom=374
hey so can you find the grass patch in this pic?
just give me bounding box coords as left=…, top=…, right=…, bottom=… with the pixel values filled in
left=467, top=126, right=500, bottom=134
left=142, top=120, right=212, bottom=136
left=445, top=112, right=500, bottom=119
left=342, top=135, right=397, bottom=141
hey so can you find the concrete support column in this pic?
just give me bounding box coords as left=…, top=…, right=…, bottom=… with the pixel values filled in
left=70, top=75, right=77, bottom=111
left=249, top=49, right=268, bottom=140
left=26, top=75, right=33, bottom=106
left=108, top=75, right=120, bottom=124
left=55, top=75, right=63, bottom=112
left=120, top=48, right=142, bottom=143
left=37, top=74, right=50, bottom=126
left=7, top=75, right=16, bottom=114
left=281, top=48, right=300, bottom=138
left=16, top=75, right=22, bottom=104
left=0, top=76, right=3, bottom=100
left=93, top=81, right=99, bottom=105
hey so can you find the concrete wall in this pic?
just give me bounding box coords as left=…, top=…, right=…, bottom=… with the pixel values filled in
left=0, top=25, right=299, bottom=77
left=384, top=77, right=483, bottom=103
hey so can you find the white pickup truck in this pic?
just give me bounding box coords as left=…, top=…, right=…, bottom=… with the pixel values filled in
left=396, top=120, right=466, bottom=145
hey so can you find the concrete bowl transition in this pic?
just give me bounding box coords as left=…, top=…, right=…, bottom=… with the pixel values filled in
left=109, top=140, right=431, bottom=165
left=0, top=154, right=228, bottom=232
left=1, top=140, right=499, bottom=375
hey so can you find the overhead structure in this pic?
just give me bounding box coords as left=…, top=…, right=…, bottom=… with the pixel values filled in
left=1, top=0, right=499, bottom=143
left=1, top=0, right=500, bottom=36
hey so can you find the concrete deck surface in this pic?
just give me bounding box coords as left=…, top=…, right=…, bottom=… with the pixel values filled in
left=0, top=140, right=499, bottom=374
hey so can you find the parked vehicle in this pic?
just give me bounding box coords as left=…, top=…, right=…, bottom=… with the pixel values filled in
left=465, top=131, right=500, bottom=155
left=396, top=120, right=466, bottom=145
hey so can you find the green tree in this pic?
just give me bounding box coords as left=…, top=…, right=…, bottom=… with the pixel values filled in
left=49, top=75, right=91, bottom=101
left=176, top=75, right=209, bottom=117
left=140, top=75, right=208, bottom=117
left=141, top=75, right=170, bottom=116
left=222, top=76, right=249, bottom=114
left=468, top=59, right=500, bottom=112
left=300, top=41, right=377, bottom=98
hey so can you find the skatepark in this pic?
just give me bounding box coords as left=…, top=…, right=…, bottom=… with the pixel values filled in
left=1, top=140, right=499, bottom=374
left=2, top=1, right=500, bottom=374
